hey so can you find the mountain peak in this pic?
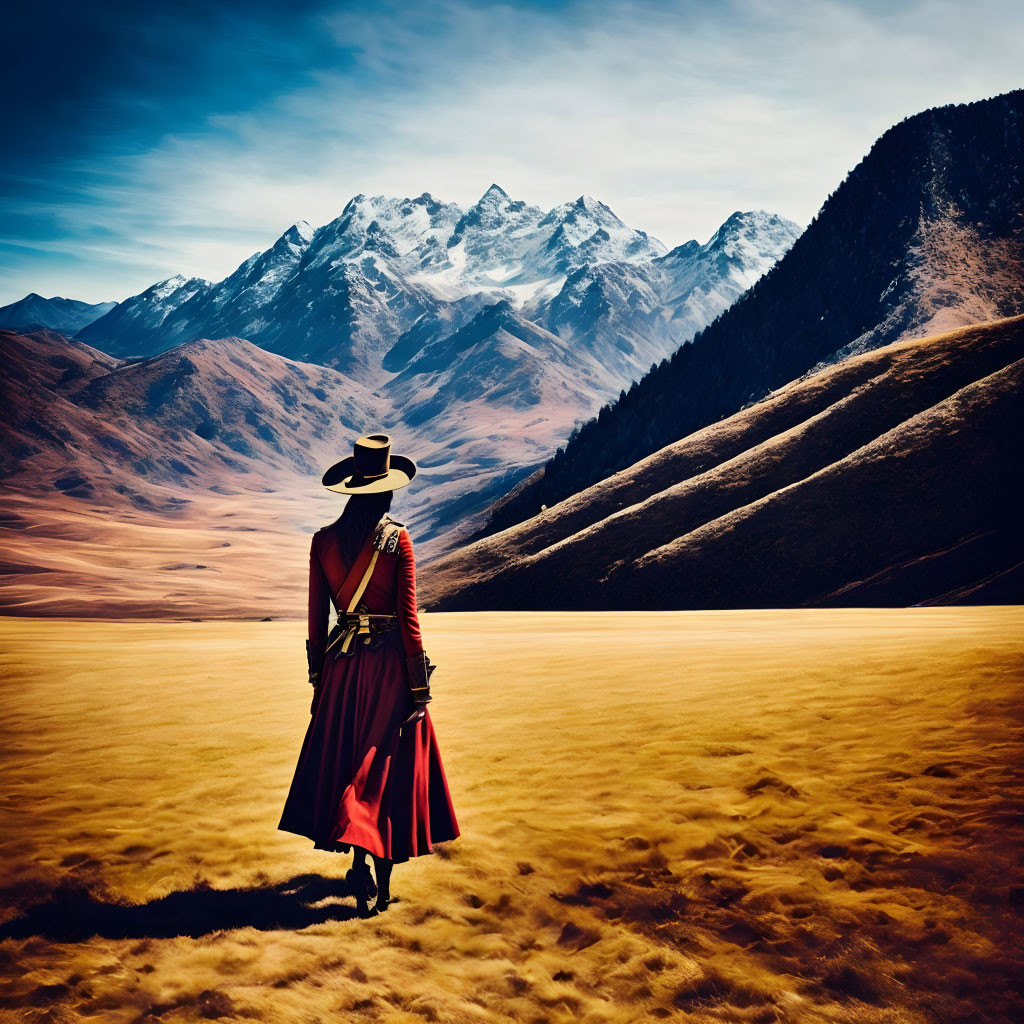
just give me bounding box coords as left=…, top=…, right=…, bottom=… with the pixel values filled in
left=541, top=194, right=628, bottom=233
left=719, top=209, right=787, bottom=231
left=575, top=194, right=606, bottom=214
left=144, top=275, right=184, bottom=296
left=662, top=239, right=701, bottom=260
left=704, top=210, right=802, bottom=257
left=0, top=293, right=118, bottom=336
left=282, top=220, right=314, bottom=245
left=171, top=335, right=263, bottom=358
left=479, top=183, right=509, bottom=202
left=339, top=193, right=369, bottom=218
left=143, top=275, right=211, bottom=304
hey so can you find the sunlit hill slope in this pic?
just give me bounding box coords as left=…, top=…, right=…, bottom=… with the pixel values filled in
left=421, top=316, right=1024, bottom=610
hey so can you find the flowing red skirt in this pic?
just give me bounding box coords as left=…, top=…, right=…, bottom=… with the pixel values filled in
left=278, top=634, right=459, bottom=861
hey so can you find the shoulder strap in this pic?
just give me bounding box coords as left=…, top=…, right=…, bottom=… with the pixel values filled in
left=347, top=516, right=405, bottom=611
left=345, top=550, right=379, bottom=614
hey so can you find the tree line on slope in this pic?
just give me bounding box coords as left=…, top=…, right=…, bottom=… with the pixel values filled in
left=479, top=90, right=1024, bottom=537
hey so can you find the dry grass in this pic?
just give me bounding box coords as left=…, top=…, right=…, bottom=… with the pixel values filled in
left=1, top=608, right=1022, bottom=1023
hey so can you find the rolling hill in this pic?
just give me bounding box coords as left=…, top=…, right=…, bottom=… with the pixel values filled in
left=0, top=323, right=646, bottom=616
left=420, top=316, right=1024, bottom=610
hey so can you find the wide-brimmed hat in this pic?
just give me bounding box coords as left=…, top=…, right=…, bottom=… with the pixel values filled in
left=322, top=433, right=417, bottom=494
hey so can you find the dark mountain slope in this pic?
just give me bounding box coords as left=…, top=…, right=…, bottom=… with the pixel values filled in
left=75, top=276, right=212, bottom=359
left=420, top=316, right=1024, bottom=610
left=0, top=294, right=116, bottom=335
left=482, top=89, right=1024, bottom=536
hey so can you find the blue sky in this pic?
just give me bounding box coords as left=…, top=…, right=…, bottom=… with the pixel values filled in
left=2, top=0, right=1021, bottom=304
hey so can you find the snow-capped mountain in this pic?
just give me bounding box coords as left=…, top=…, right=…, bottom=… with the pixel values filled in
left=530, top=209, right=802, bottom=381
left=167, top=220, right=315, bottom=332
left=77, top=275, right=211, bottom=358
left=655, top=210, right=803, bottom=326
left=429, top=184, right=549, bottom=293
left=76, top=188, right=799, bottom=389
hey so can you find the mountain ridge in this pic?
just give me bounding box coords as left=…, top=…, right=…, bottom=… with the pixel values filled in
left=74, top=191, right=799, bottom=392
left=420, top=316, right=1024, bottom=610
left=0, top=294, right=116, bottom=335
left=53, top=195, right=800, bottom=547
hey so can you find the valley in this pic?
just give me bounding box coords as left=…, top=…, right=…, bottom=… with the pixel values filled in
left=1, top=92, right=1022, bottom=616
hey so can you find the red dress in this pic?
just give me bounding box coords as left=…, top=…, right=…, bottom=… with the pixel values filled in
left=278, top=518, right=460, bottom=861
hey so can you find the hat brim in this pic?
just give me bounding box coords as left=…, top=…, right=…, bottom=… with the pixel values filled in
left=322, top=454, right=417, bottom=494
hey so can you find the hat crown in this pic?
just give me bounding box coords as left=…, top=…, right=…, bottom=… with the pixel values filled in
left=352, top=434, right=391, bottom=479
left=321, top=431, right=416, bottom=493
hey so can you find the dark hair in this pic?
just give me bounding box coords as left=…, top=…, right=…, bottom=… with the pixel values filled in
left=336, top=490, right=393, bottom=567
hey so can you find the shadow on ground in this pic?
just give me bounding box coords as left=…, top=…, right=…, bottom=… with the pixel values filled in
left=0, top=873, right=360, bottom=941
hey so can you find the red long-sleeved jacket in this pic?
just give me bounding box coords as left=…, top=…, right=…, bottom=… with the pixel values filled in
left=308, top=523, right=424, bottom=662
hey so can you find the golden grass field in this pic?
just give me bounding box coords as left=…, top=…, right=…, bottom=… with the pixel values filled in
left=1, top=609, right=1022, bottom=1023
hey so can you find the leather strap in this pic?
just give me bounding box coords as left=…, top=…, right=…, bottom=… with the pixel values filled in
left=336, top=532, right=378, bottom=609
left=338, top=548, right=381, bottom=654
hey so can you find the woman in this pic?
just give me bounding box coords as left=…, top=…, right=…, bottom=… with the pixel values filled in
left=278, top=433, right=460, bottom=917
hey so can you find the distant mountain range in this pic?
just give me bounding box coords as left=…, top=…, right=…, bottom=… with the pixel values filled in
left=0, top=329, right=373, bottom=508
left=0, top=193, right=800, bottom=617
left=0, top=294, right=115, bottom=335
left=74, top=189, right=799, bottom=390
left=480, top=90, right=1024, bottom=539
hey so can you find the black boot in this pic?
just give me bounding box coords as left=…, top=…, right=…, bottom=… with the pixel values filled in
left=345, top=852, right=377, bottom=917
left=369, top=855, right=394, bottom=915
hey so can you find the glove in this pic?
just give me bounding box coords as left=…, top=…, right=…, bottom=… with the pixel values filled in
left=402, top=651, right=435, bottom=725
left=307, top=639, right=325, bottom=682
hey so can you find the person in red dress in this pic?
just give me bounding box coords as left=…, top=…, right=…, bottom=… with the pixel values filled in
left=278, top=434, right=460, bottom=916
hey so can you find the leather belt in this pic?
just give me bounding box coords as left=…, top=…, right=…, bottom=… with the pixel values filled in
left=326, top=612, right=398, bottom=656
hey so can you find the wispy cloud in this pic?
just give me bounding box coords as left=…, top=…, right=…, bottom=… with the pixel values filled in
left=2, top=0, right=1021, bottom=303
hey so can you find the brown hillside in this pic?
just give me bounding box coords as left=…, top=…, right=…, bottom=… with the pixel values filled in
left=421, top=316, right=1024, bottom=609
left=0, top=332, right=373, bottom=618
